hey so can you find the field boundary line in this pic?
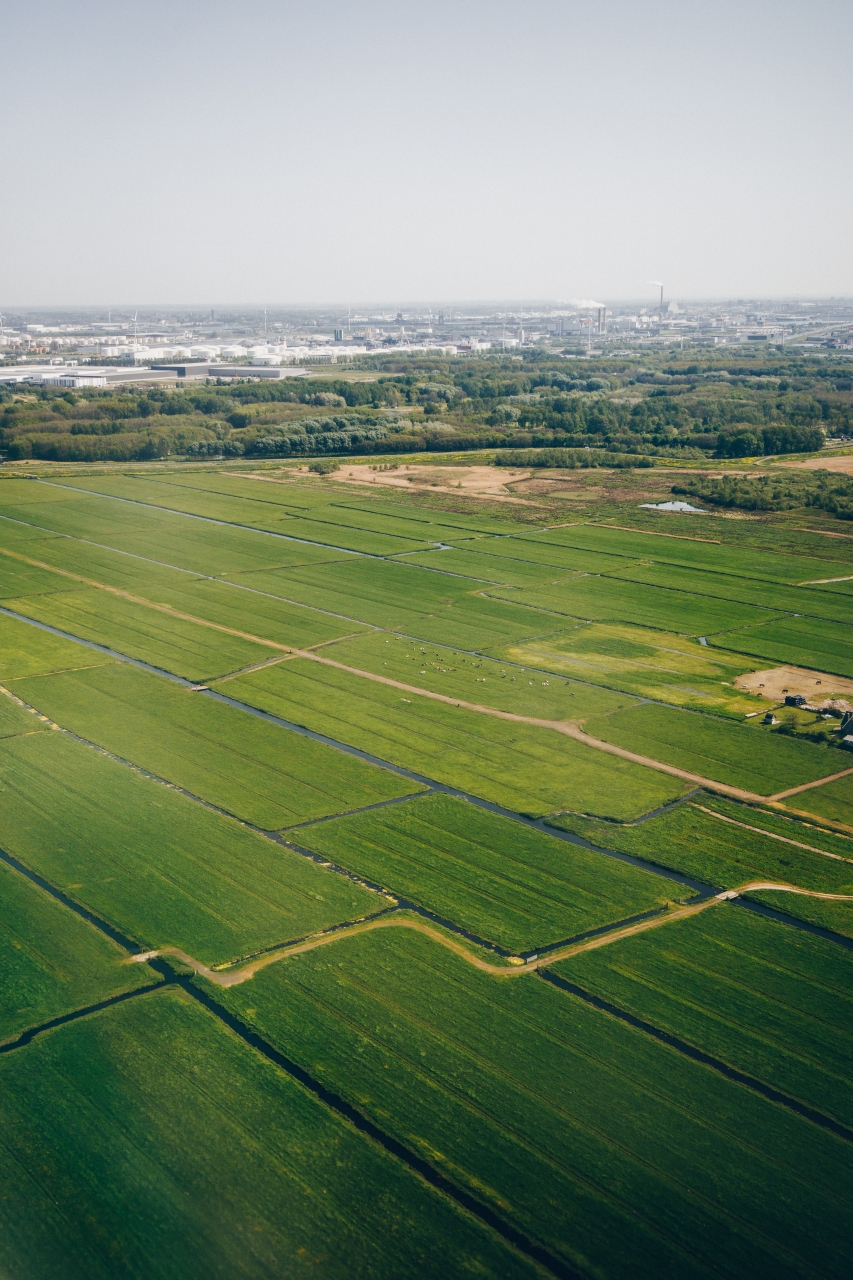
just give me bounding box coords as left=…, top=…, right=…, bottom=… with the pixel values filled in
left=36, top=480, right=375, bottom=559
left=0, top=983, right=166, bottom=1054
left=537, top=970, right=853, bottom=1147
left=0, top=549, right=833, bottom=807
left=169, top=969, right=582, bottom=1280
left=285, top=650, right=770, bottom=802
left=0, top=546, right=297, bottom=653
left=140, top=881, right=853, bottom=988
left=584, top=523, right=721, bottom=545
left=690, top=803, right=853, bottom=863
left=768, top=767, right=853, bottom=801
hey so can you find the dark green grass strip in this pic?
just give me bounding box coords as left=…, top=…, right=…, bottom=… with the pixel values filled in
left=538, top=964, right=853, bottom=1146
left=0, top=984, right=163, bottom=1055
left=176, top=964, right=580, bottom=1280
left=0, top=843, right=140, bottom=952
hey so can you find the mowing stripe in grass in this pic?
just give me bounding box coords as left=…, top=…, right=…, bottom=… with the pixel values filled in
left=538, top=969, right=853, bottom=1146
left=0, top=983, right=166, bottom=1055
left=172, top=963, right=581, bottom=1280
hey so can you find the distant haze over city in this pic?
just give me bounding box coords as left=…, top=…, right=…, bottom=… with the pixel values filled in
left=1, top=0, right=850, bottom=305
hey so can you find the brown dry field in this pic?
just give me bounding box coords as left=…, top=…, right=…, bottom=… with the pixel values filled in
left=778, top=454, right=853, bottom=474
left=735, top=664, right=853, bottom=702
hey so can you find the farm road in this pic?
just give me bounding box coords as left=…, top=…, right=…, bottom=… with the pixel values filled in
left=139, top=881, right=853, bottom=989
left=4, top=544, right=853, bottom=813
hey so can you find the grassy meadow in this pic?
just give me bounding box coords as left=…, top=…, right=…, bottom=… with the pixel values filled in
left=557, top=904, right=853, bottom=1128
left=0, top=731, right=378, bottom=964
left=13, top=661, right=421, bottom=828
left=0, top=989, right=536, bottom=1280
left=220, top=658, right=685, bottom=819
left=217, top=926, right=853, bottom=1280
left=0, top=860, right=156, bottom=1042
left=293, top=793, right=679, bottom=951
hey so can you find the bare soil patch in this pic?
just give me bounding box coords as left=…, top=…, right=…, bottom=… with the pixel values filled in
left=328, top=464, right=543, bottom=505
left=735, top=664, right=853, bottom=702
left=778, top=454, right=853, bottom=474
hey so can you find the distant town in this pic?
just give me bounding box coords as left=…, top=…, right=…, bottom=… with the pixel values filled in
left=2, top=297, right=851, bottom=389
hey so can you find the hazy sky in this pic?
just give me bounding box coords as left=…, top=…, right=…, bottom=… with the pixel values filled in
left=2, top=0, right=850, bottom=306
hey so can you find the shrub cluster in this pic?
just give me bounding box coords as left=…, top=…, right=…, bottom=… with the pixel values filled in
left=672, top=470, right=853, bottom=518
left=495, top=448, right=654, bottom=470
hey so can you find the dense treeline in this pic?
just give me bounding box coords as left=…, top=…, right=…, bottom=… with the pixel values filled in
left=1, top=349, right=850, bottom=462
left=672, top=471, right=853, bottom=519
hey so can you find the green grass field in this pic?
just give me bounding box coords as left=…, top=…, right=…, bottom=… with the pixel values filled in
left=608, top=559, right=853, bottom=624
left=548, top=800, right=853, bottom=933
left=0, top=988, right=535, bottom=1280
left=3, top=588, right=270, bottom=680
left=397, top=546, right=583, bottom=587
left=1, top=529, right=371, bottom=649
left=488, top=574, right=781, bottom=635
left=713, top=615, right=853, bottom=679
left=321, top=630, right=633, bottom=720
left=0, top=861, right=155, bottom=1042
left=558, top=903, right=853, bottom=1128
left=0, top=609, right=115, bottom=681
left=217, top=926, right=853, bottom=1280
left=55, top=475, right=436, bottom=554
left=0, top=731, right=377, bottom=964
left=785, top=773, right=853, bottom=828
left=582, top=702, right=838, bottom=795
left=220, top=658, right=685, bottom=819
left=503, top=622, right=759, bottom=714
left=0, top=693, right=49, bottom=739
left=293, top=793, right=678, bottom=950
left=223, top=556, right=473, bottom=628
left=14, top=661, right=421, bottom=828
left=520, top=524, right=853, bottom=584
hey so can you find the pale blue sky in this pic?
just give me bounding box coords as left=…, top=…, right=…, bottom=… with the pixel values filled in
left=2, top=0, right=850, bottom=305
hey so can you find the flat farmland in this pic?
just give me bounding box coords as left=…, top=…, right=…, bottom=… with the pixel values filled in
left=134, top=474, right=513, bottom=545
left=582, top=702, right=837, bottom=795
left=488, top=575, right=782, bottom=636
left=221, top=657, right=686, bottom=819
left=5, top=533, right=372, bottom=648
left=293, top=793, right=677, bottom=951
left=3, top=587, right=270, bottom=680
left=485, top=534, right=646, bottom=573
left=521, top=524, right=853, bottom=585
left=0, top=989, right=534, bottom=1280
left=14, top=661, right=422, bottom=829
left=549, top=801, right=853, bottom=930
left=217, top=926, right=853, bottom=1280
left=57, top=476, right=436, bottom=554
left=397, top=545, right=582, bottom=587
left=503, top=623, right=758, bottom=714
left=0, top=861, right=155, bottom=1042
left=0, top=731, right=377, bottom=964
left=400, top=591, right=571, bottom=651
left=785, top=773, right=853, bottom=829
left=0, top=483, right=354, bottom=576
left=0, top=693, right=50, bottom=739
left=223, top=557, right=478, bottom=630
left=322, top=630, right=634, bottom=720
left=0, top=549, right=72, bottom=598
left=607, top=560, right=853, bottom=624
left=557, top=904, right=853, bottom=1128
left=713, top=615, right=853, bottom=680
left=0, top=609, right=116, bottom=680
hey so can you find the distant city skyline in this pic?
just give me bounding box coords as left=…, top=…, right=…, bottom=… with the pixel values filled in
left=2, top=0, right=851, bottom=304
